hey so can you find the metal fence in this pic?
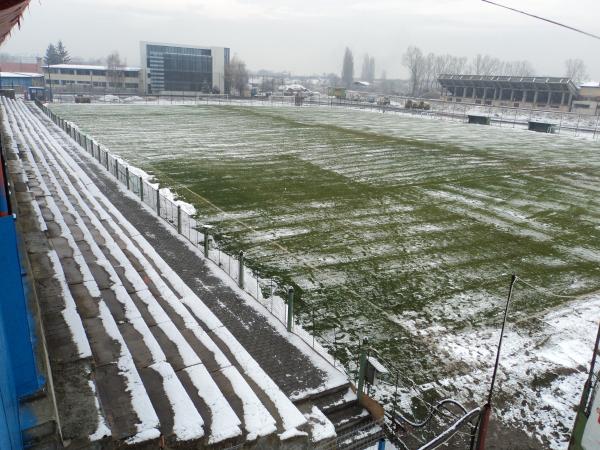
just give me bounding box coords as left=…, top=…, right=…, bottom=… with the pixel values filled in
left=38, top=103, right=348, bottom=379
left=51, top=91, right=600, bottom=140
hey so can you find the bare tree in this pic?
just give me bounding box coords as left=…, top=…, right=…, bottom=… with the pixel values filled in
left=402, top=46, right=424, bottom=96
left=448, top=56, right=468, bottom=75
left=225, top=56, right=249, bottom=96
left=502, top=60, right=535, bottom=77
left=341, top=47, right=354, bottom=87
left=565, top=59, right=588, bottom=84
left=368, top=56, right=375, bottom=83
left=106, top=51, right=125, bottom=89
left=380, top=69, right=391, bottom=94
left=470, top=54, right=502, bottom=76
left=361, top=54, right=370, bottom=81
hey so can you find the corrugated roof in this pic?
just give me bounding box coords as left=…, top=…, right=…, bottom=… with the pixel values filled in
left=0, top=71, right=43, bottom=78
left=46, top=64, right=140, bottom=71
left=0, top=0, right=31, bottom=45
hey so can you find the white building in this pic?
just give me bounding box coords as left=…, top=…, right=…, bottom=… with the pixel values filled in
left=43, top=64, right=141, bottom=93
left=572, top=81, right=600, bottom=116
left=140, top=42, right=230, bottom=94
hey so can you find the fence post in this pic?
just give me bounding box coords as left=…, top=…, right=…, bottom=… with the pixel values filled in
left=287, top=287, right=294, bottom=332
left=203, top=228, right=210, bottom=256
left=139, top=179, right=144, bottom=201
left=238, top=251, right=245, bottom=289
left=156, top=188, right=161, bottom=216
left=125, top=167, right=130, bottom=190
left=177, top=205, right=182, bottom=234
left=104, top=150, right=109, bottom=170
left=115, top=160, right=119, bottom=179
left=357, top=337, right=368, bottom=402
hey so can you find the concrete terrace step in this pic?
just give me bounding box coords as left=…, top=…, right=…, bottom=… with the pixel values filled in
left=312, top=386, right=358, bottom=415
left=328, top=405, right=371, bottom=435
left=1, top=97, right=320, bottom=448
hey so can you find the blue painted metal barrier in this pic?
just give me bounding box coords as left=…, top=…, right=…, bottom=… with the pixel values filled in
left=0, top=131, right=42, bottom=448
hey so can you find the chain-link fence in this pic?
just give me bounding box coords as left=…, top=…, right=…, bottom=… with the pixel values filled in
left=39, top=102, right=348, bottom=380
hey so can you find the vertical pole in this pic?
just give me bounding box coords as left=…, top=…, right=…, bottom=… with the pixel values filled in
left=203, top=228, right=210, bottom=256
left=312, top=307, right=315, bottom=348
left=238, top=250, right=245, bottom=289
left=476, top=274, right=517, bottom=450
left=357, top=337, right=368, bottom=402
left=558, top=114, right=563, bottom=135
left=156, top=188, right=161, bottom=216
left=139, top=179, right=144, bottom=201
left=125, top=167, right=130, bottom=190
left=286, top=287, right=294, bottom=332
left=569, top=322, right=600, bottom=449
left=115, top=160, right=119, bottom=179
left=177, top=205, right=181, bottom=234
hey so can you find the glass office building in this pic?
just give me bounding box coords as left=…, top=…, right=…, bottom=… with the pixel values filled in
left=140, top=42, right=229, bottom=94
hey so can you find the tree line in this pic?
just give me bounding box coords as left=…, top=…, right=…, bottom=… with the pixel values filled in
left=402, top=46, right=537, bottom=96
left=340, top=45, right=591, bottom=97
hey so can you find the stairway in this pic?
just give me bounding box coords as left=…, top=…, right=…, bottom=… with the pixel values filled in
left=2, top=97, right=388, bottom=450
left=2, top=97, right=321, bottom=448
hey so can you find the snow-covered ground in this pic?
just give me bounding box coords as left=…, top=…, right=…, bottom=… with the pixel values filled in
left=49, top=102, right=600, bottom=448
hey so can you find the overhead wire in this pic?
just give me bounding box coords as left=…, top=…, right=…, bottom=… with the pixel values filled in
left=482, top=0, right=600, bottom=41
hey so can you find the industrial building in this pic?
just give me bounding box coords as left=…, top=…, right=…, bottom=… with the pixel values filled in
left=572, top=81, right=600, bottom=115
left=0, top=72, right=44, bottom=92
left=438, top=74, right=578, bottom=113
left=42, top=64, right=141, bottom=92
left=140, top=41, right=229, bottom=94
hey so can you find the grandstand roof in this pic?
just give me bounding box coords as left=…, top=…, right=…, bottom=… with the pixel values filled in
left=438, top=74, right=578, bottom=94
left=0, top=71, right=43, bottom=78
left=0, top=0, right=30, bottom=45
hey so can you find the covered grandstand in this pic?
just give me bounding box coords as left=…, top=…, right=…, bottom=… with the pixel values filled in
left=438, top=74, right=578, bottom=112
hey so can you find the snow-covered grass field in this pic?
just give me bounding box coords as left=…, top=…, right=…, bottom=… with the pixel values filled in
left=50, top=103, right=600, bottom=448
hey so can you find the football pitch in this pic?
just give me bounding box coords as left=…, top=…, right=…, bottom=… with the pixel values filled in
left=51, top=102, right=600, bottom=446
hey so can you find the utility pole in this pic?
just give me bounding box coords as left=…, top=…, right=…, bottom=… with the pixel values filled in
left=476, top=274, right=517, bottom=450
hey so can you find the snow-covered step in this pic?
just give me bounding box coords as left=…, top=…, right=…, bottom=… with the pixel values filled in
left=313, top=386, right=358, bottom=415
left=26, top=110, right=276, bottom=443
left=12, top=101, right=206, bottom=444
left=337, top=423, right=384, bottom=450
left=28, top=101, right=311, bottom=440
left=10, top=98, right=315, bottom=445
left=6, top=101, right=165, bottom=443
left=328, top=405, right=371, bottom=434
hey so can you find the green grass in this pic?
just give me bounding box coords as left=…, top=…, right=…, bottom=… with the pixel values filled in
left=51, top=102, right=600, bottom=381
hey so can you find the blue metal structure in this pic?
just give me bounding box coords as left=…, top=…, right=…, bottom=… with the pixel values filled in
left=0, top=73, right=44, bottom=90
left=0, top=131, right=43, bottom=449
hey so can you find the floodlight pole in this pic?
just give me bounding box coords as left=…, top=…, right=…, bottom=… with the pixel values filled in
left=476, top=274, right=517, bottom=450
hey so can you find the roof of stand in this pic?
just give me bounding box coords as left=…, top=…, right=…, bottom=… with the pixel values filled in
left=438, top=74, right=578, bottom=94
left=0, top=0, right=30, bottom=45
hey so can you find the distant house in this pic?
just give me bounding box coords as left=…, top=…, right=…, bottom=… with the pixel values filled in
left=353, top=81, right=370, bottom=88
left=572, top=81, right=600, bottom=116
left=0, top=72, right=44, bottom=93
left=0, top=60, right=42, bottom=74
left=279, top=84, right=309, bottom=95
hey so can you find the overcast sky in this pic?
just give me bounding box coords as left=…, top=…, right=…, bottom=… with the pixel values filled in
left=3, top=0, right=600, bottom=79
